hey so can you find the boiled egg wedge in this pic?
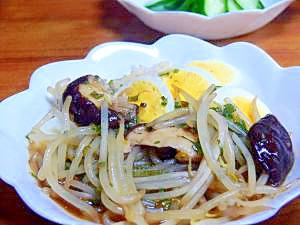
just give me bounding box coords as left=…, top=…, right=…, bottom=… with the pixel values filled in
left=115, top=76, right=174, bottom=123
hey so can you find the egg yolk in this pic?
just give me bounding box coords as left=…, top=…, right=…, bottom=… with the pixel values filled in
left=161, top=70, right=209, bottom=101
left=122, top=81, right=167, bottom=123
left=189, top=60, right=235, bottom=85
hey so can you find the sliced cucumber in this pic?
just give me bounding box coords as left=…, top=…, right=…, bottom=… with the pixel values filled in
left=146, top=0, right=178, bottom=10
left=204, top=0, right=226, bottom=16
left=257, top=1, right=265, bottom=9
left=178, top=0, right=195, bottom=11
left=191, top=0, right=205, bottom=14
left=235, top=0, right=259, bottom=9
left=164, top=0, right=185, bottom=10
left=226, top=0, right=242, bottom=12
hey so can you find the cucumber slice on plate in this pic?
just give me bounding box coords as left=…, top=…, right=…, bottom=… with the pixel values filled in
left=257, top=1, right=265, bottom=9
left=164, top=0, right=184, bottom=10
left=235, top=0, right=259, bottom=9
left=226, top=0, right=242, bottom=11
left=204, top=0, right=226, bottom=16
left=146, top=0, right=179, bottom=10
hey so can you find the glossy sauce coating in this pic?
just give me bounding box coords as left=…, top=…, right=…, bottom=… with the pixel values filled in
left=62, top=75, right=120, bottom=128
left=247, top=114, right=294, bottom=186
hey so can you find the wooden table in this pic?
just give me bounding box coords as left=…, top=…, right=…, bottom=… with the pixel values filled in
left=0, top=1, right=299, bottom=224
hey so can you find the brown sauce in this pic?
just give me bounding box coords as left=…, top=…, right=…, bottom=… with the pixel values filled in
left=37, top=178, right=125, bottom=224
left=51, top=195, right=128, bottom=224
left=28, top=141, right=247, bottom=224
left=51, top=195, right=97, bottom=222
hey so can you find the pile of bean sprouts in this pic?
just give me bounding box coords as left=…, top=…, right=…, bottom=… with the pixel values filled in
left=27, top=75, right=291, bottom=225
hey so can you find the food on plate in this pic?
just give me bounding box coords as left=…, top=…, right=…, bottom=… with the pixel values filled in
left=146, top=0, right=265, bottom=17
left=27, top=61, right=294, bottom=225
left=62, top=75, right=121, bottom=128
left=247, top=114, right=294, bottom=187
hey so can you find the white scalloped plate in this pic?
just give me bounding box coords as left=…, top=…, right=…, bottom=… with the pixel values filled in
left=117, top=0, right=294, bottom=40
left=0, top=34, right=300, bottom=225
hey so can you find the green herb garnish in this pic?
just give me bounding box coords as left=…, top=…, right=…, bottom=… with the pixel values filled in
left=175, top=101, right=182, bottom=109
left=210, top=105, right=222, bottom=113
left=90, top=91, right=104, bottom=100
left=91, top=123, right=101, bottom=135
left=30, top=172, right=38, bottom=179
left=83, top=146, right=90, bottom=156
left=108, top=80, right=113, bottom=86
left=95, top=185, right=103, bottom=195
left=174, top=101, right=188, bottom=109
left=192, top=140, right=203, bottom=155
left=133, top=169, right=165, bottom=177
left=223, top=103, right=236, bottom=120
left=65, top=160, right=71, bottom=170
left=181, top=136, right=203, bottom=155
left=128, top=94, right=139, bottom=102
left=235, top=119, right=248, bottom=133
left=211, top=103, right=249, bottom=133
left=25, top=133, right=30, bottom=141
left=161, top=96, right=168, bottom=106
left=159, top=71, right=170, bottom=77
left=154, top=140, right=160, bottom=144
left=133, top=163, right=166, bottom=177
left=159, top=69, right=180, bottom=77
left=133, top=162, right=154, bottom=170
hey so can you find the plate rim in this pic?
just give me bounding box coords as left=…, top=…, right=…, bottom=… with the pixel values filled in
left=0, top=34, right=300, bottom=225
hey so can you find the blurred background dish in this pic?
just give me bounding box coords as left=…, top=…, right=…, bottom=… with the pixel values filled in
left=117, top=0, right=294, bottom=40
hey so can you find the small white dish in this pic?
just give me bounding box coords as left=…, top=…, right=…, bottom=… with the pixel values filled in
left=117, top=0, right=294, bottom=40
left=0, top=34, right=300, bottom=225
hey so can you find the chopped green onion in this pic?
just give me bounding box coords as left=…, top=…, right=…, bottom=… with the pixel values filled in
left=25, top=134, right=30, bottom=141
left=223, top=103, right=235, bottom=120
left=83, top=146, right=90, bottom=156
left=161, top=96, right=168, bottom=106
left=133, top=169, right=166, bottom=177
left=91, top=123, right=101, bottom=135
left=211, top=103, right=248, bottom=133
left=65, top=160, right=71, bottom=170
left=30, top=172, right=37, bottom=179
left=175, top=101, right=182, bottom=109
left=98, top=161, right=106, bottom=168
left=159, top=68, right=180, bottom=77
left=128, top=94, right=139, bottom=102
left=192, top=140, right=203, bottom=155
left=90, top=91, right=104, bottom=99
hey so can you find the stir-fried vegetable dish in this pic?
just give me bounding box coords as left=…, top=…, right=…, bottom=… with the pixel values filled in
left=27, top=62, right=295, bottom=225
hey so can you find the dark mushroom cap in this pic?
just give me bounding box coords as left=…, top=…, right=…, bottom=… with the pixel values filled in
left=247, top=114, right=294, bottom=186
left=62, top=75, right=119, bottom=128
